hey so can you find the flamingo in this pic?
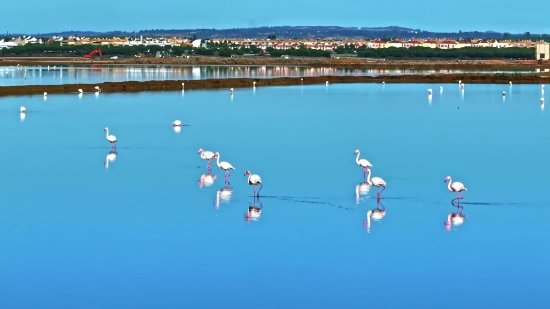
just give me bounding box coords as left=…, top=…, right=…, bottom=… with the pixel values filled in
left=20, top=106, right=26, bottom=113
left=502, top=91, right=506, bottom=97
left=354, top=149, right=373, bottom=180
left=444, top=176, right=467, bottom=209
left=365, top=168, right=386, bottom=200
left=428, top=88, right=432, bottom=94
left=95, top=86, right=101, bottom=92
left=172, top=120, right=182, bottom=127
left=445, top=212, right=466, bottom=230
left=43, top=92, right=47, bottom=97
left=326, top=81, right=329, bottom=85
left=301, top=78, right=303, bottom=85
left=458, top=80, right=462, bottom=85
left=215, top=152, right=235, bottom=183
left=198, top=149, right=215, bottom=169
left=382, top=81, right=385, bottom=85
left=230, top=88, right=234, bottom=94
left=198, top=173, right=217, bottom=188
left=182, top=82, right=185, bottom=90
left=78, top=89, right=83, bottom=94
left=461, top=83, right=465, bottom=90
left=104, top=151, right=117, bottom=168
left=244, top=170, right=262, bottom=196
left=253, top=81, right=256, bottom=87
left=440, top=86, right=443, bottom=91
left=104, top=127, right=118, bottom=149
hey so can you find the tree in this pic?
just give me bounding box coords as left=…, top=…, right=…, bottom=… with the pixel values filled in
left=267, top=35, right=276, bottom=40
left=525, top=32, right=531, bottom=38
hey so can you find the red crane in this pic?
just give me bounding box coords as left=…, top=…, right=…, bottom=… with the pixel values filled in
left=84, top=49, right=103, bottom=59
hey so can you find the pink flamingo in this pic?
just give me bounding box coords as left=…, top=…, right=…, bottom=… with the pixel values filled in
left=365, top=168, right=386, bottom=200
left=244, top=170, right=263, bottom=196
left=444, top=176, right=467, bottom=210
left=354, top=149, right=373, bottom=181
left=198, top=149, right=215, bottom=169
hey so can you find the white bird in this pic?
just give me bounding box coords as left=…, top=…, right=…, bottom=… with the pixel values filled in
left=502, top=91, right=506, bottom=96
left=172, top=120, right=182, bottom=127
left=354, top=149, right=373, bottom=180
left=198, top=149, right=216, bottom=169
left=326, top=81, right=329, bottom=85
left=230, top=88, right=234, bottom=94
left=78, top=89, right=83, bottom=93
left=244, top=170, right=263, bottom=196
left=461, top=83, right=465, bottom=89
left=458, top=80, right=462, bottom=85
left=94, top=86, right=101, bottom=92
left=542, top=98, right=545, bottom=104
left=365, top=168, right=386, bottom=200
left=104, top=127, right=118, bottom=149
left=428, top=88, right=433, bottom=94
left=104, top=151, right=117, bottom=168
left=215, top=152, right=235, bottom=182
left=444, top=176, right=467, bottom=209
left=509, top=81, right=512, bottom=86
left=253, top=81, right=256, bottom=87
left=20, top=106, right=26, bottom=113
left=440, top=86, right=443, bottom=91
left=43, top=92, right=47, bottom=97
left=182, top=82, right=185, bottom=90
left=382, top=81, right=385, bottom=85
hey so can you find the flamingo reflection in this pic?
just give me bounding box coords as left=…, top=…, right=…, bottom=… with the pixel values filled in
left=215, top=185, right=234, bottom=209
left=364, top=199, right=386, bottom=230
left=244, top=196, right=263, bottom=222
left=355, top=182, right=371, bottom=204
left=104, top=151, right=117, bottom=168
left=198, top=172, right=217, bottom=188
left=444, top=211, right=466, bottom=231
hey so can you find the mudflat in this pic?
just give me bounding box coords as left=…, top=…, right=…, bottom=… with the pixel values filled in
left=1, top=74, right=548, bottom=97
left=1, top=56, right=549, bottom=69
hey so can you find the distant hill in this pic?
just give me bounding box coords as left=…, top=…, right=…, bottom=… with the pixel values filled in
left=13, top=26, right=549, bottom=40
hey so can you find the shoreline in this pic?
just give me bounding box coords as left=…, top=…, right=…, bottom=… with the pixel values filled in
left=1, top=56, right=550, bottom=69
left=1, top=74, right=548, bottom=97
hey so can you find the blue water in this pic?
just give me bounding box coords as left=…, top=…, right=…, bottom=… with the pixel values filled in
left=0, top=84, right=549, bottom=308
left=0, top=64, right=539, bottom=86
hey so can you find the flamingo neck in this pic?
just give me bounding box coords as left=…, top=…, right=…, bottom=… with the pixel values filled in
left=248, top=173, right=252, bottom=184
left=447, top=177, right=453, bottom=191
left=355, top=151, right=361, bottom=165
left=215, top=154, right=221, bottom=167
left=366, top=169, right=372, bottom=185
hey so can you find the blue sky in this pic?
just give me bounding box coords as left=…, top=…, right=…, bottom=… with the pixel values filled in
left=2, top=0, right=549, bottom=34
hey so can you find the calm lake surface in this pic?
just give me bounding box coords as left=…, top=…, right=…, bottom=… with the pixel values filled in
left=0, top=64, right=543, bottom=86
left=1, top=83, right=549, bottom=308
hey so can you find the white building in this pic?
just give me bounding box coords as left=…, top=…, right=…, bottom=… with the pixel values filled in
left=536, top=43, right=549, bottom=60
left=0, top=39, right=17, bottom=49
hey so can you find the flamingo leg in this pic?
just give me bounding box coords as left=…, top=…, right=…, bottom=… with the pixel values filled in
left=377, top=186, right=385, bottom=200
left=257, top=183, right=263, bottom=196
left=363, top=168, right=367, bottom=181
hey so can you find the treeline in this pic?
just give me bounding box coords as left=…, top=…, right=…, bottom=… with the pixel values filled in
left=0, top=43, right=193, bottom=57
left=0, top=43, right=536, bottom=60
left=350, top=46, right=534, bottom=59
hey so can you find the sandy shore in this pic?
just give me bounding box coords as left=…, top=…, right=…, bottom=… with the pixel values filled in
left=1, top=74, right=548, bottom=97
left=1, top=56, right=549, bottom=69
